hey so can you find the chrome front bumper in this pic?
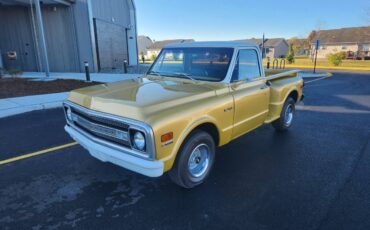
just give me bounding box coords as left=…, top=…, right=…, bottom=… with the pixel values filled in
left=65, top=125, right=164, bottom=177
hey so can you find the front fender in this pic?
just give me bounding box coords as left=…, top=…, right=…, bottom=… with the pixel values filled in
left=161, top=116, right=221, bottom=172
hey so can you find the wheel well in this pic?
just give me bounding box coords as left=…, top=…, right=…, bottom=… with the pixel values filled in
left=192, top=123, right=220, bottom=146
left=287, top=90, right=298, bottom=102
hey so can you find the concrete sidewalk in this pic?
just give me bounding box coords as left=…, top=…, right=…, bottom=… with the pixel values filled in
left=0, top=72, right=142, bottom=118
left=0, top=92, right=68, bottom=118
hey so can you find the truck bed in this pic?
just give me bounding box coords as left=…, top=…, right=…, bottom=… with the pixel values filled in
left=264, top=69, right=300, bottom=80
left=263, top=69, right=303, bottom=123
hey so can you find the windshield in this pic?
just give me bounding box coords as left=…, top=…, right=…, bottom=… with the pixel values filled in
left=147, top=47, right=234, bottom=82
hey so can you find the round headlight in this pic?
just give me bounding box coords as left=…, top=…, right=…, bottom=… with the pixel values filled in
left=133, top=131, right=145, bottom=150
left=66, top=107, right=73, bottom=121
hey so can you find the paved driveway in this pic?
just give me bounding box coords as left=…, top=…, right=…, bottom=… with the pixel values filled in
left=1, top=72, right=369, bottom=230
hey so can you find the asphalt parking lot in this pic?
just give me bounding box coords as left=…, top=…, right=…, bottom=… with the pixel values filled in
left=1, top=72, right=370, bottom=230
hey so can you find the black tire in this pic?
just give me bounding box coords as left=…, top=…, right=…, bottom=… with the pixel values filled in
left=169, top=130, right=216, bottom=189
left=272, top=97, right=296, bottom=132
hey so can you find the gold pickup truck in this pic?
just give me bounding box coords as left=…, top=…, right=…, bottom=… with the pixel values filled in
left=64, top=41, right=304, bottom=188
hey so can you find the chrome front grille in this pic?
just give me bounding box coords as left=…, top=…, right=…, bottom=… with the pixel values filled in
left=69, top=107, right=131, bottom=148
left=63, top=101, right=156, bottom=160
left=72, top=108, right=129, bottom=130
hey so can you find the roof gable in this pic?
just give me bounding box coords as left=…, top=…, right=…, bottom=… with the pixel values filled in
left=236, top=38, right=287, bottom=48
left=138, top=35, right=153, bottom=43
left=311, top=26, right=370, bottom=44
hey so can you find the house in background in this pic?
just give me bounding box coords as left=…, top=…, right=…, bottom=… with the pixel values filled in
left=146, top=39, right=194, bottom=59
left=237, top=38, right=289, bottom=58
left=0, top=0, right=138, bottom=74
left=288, top=38, right=310, bottom=56
left=309, top=26, right=370, bottom=59
left=137, top=35, right=153, bottom=59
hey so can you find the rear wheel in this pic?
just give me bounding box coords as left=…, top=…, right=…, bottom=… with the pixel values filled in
left=272, top=97, right=296, bottom=132
left=169, top=130, right=215, bottom=189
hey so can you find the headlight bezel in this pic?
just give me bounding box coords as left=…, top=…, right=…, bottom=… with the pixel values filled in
left=130, top=129, right=146, bottom=152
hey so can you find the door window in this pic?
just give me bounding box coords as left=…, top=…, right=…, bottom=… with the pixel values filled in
left=232, top=49, right=261, bottom=81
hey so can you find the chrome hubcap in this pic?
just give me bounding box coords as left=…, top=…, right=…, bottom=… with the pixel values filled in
left=188, top=144, right=210, bottom=178
left=284, top=104, right=294, bottom=126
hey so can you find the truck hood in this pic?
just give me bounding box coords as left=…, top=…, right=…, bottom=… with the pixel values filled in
left=68, top=76, right=225, bottom=121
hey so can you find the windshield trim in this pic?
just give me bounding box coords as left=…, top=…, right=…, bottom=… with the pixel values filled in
left=146, top=47, right=236, bottom=83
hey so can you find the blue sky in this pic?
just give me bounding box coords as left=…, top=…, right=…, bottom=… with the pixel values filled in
left=135, top=0, right=370, bottom=41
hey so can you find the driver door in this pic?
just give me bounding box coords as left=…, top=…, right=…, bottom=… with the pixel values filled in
left=230, top=48, right=270, bottom=139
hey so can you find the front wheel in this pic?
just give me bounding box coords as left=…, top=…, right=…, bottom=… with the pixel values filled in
left=272, top=97, right=296, bottom=132
left=169, top=130, right=215, bottom=189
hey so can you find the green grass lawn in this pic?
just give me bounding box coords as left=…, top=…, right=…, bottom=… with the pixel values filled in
left=263, top=58, right=370, bottom=68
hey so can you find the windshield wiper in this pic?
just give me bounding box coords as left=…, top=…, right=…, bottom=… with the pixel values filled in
left=147, top=70, right=162, bottom=76
left=148, top=71, right=197, bottom=81
left=173, top=72, right=196, bottom=81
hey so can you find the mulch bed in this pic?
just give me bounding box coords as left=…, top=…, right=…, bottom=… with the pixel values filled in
left=0, top=78, right=100, bottom=99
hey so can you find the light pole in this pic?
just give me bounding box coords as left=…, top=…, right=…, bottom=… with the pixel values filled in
left=313, top=40, right=320, bottom=74
left=262, top=33, right=265, bottom=59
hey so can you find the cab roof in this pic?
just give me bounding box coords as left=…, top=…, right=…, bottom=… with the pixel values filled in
left=164, top=41, right=259, bottom=49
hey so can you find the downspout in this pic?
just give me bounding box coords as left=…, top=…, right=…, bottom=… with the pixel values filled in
left=34, top=0, right=50, bottom=77
left=132, top=0, right=139, bottom=66
left=125, top=0, right=138, bottom=66
left=86, top=0, right=98, bottom=72
left=29, top=0, right=42, bottom=72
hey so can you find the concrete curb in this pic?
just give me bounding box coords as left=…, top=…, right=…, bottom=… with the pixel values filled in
left=299, top=72, right=332, bottom=78
left=284, top=65, right=370, bottom=71
left=0, top=92, right=68, bottom=118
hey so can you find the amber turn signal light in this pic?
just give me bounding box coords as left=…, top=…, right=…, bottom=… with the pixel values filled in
left=161, top=132, right=173, bottom=142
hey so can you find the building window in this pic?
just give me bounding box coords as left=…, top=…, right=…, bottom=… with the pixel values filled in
left=363, top=44, right=370, bottom=51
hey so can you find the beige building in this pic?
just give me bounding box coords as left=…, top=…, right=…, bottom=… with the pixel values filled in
left=237, top=38, right=289, bottom=58
left=146, top=39, right=194, bottom=59
left=137, top=35, right=153, bottom=57
left=309, top=26, right=370, bottom=59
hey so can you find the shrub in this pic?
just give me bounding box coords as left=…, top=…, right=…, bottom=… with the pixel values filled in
left=150, top=54, right=157, bottom=61
left=286, top=44, right=295, bottom=64
left=338, top=51, right=346, bottom=60
left=6, top=67, right=22, bottom=78
left=140, top=51, right=145, bottom=63
left=328, top=52, right=344, bottom=66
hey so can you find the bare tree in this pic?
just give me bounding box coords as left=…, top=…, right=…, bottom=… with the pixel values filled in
left=307, top=31, right=317, bottom=44
left=314, top=20, right=326, bottom=31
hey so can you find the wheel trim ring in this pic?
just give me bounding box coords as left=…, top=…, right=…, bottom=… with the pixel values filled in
left=284, top=104, right=294, bottom=126
left=187, top=143, right=210, bottom=178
